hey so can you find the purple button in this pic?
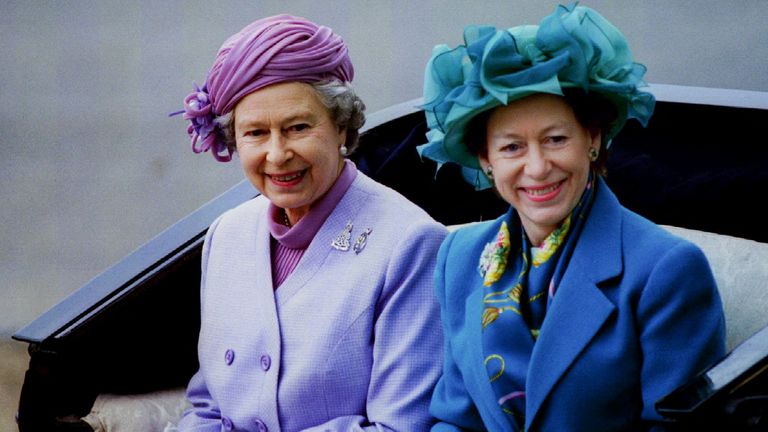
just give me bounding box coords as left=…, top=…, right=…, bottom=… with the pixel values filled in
left=224, top=349, right=235, bottom=365
left=222, top=416, right=234, bottom=431
left=254, top=419, right=268, bottom=432
left=260, top=354, right=271, bottom=371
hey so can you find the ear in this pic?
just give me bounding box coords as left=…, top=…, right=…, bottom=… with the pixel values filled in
left=478, top=153, right=490, bottom=170
left=589, top=129, right=602, bottom=153
left=337, top=125, right=348, bottom=148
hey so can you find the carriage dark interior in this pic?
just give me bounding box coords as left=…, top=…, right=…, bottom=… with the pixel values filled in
left=13, top=85, right=768, bottom=431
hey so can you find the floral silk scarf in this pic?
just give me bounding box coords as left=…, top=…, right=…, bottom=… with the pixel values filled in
left=477, top=173, right=597, bottom=429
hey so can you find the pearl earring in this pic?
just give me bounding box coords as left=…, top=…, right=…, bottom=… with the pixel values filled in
left=339, top=145, right=349, bottom=156
left=485, top=165, right=494, bottom=179
left=588, top=147, right=599, bottom=162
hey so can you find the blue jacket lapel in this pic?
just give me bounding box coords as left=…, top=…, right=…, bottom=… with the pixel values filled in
left=458, top=213, right=521, bottom=431
left=525, top=179, right=623, bottom=429
left=465, top=284, right=516, bottom=431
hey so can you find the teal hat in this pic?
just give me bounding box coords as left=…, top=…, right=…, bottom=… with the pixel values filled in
left=419, top=3, right=656, bottom=189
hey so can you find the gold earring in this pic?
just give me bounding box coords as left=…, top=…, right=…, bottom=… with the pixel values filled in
left=588, top=147, right=599, bottom=162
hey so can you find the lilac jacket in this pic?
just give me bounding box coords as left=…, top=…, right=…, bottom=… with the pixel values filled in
left=177, top=172, right=447, bottom=431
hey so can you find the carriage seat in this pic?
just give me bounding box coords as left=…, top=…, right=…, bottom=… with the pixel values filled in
left=79, top=224, right=768, bottom=431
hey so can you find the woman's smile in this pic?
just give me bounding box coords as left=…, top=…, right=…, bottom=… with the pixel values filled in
left=268, top=169, right=307, bottom=186
left=520, top=180, right=565, bottom=202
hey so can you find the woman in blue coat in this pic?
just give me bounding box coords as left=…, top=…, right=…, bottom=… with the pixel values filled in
left=419, top=4, right=725, bottom=431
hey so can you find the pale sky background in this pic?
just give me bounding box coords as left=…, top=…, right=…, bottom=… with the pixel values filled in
left=2, top=0, right=767, bottom=336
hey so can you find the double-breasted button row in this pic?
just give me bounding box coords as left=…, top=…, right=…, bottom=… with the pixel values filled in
left=224, top=349, right=272, bottom=372
left=222, top=417, right=268, bottom=431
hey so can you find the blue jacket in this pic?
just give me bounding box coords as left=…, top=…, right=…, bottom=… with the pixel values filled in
left=430, top=179, right=725, bottom=431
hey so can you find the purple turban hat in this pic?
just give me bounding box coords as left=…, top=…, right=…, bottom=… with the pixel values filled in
left=177, top=15, right=354, bottom=161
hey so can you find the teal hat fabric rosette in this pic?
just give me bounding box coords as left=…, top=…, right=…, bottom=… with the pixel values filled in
left=419, top=3, right=656, bottom=189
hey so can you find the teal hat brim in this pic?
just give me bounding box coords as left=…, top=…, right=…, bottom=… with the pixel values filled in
left=420, top=3, right=655, bottom=190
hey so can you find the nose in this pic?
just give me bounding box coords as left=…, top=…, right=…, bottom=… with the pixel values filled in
left=265, top=134, right=292, bottom=165
left=524, top=146, right=549, bottom=179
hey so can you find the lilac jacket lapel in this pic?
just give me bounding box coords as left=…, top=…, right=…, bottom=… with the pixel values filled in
left=274, top=176, right=370, bottom=306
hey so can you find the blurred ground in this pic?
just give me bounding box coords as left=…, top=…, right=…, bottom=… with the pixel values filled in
left=1, top=341, right=27, bottom=432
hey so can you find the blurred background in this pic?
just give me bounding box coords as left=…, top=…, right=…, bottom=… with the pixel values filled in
left=2, top=1, right=767, bottom=429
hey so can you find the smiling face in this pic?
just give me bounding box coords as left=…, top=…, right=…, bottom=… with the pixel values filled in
left=478, top=93, right=600, bottom=245
left=233, top=81, right=346, bottom=225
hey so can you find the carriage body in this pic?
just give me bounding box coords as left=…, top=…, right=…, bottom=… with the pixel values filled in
left=13, top=84, right=768, bottom=430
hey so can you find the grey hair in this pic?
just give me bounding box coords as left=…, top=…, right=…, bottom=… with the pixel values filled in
left=215, top=80, right=366, bottom=155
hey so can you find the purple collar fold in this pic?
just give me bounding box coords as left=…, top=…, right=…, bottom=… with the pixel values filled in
left=268, top=160, right=357, bottom=249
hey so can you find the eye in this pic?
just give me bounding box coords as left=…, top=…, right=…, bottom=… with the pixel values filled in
left=547, top=135, right=568, bottom=145
left=499, top=142, right=523, bottom=154
left=243, top=128, right=266, bottom=138
left=287, top=123, right=310, bottom=133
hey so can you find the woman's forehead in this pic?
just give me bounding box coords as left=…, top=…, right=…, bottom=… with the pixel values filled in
left=487, top=96, right=577, bottom=133
left=234, top=82, right=327, bottom=126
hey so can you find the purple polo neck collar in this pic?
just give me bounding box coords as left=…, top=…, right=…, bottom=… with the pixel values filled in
left=268, top=160, right=358, bottom=249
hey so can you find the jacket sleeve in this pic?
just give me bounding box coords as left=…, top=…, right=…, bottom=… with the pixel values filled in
left=301, top=220, right=448, bottom=431
left=636, top=240, right=726, bottom=429
left=429, top=232, right=487, bottom=432
left=176, top=217, right=224, bottom=432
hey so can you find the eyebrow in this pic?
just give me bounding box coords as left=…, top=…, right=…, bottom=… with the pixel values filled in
left=490, top=121, right=572, bottom=139
left=236, top=110, right=319, bottom=130
left=282, top=112, right=318, bottom=125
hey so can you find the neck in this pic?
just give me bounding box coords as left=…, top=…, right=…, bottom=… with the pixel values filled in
left=285, top=207, right=309, bottom=226
left=521, top=221, right=554, bottom=247
left=284, top=159, right=347, bottom=226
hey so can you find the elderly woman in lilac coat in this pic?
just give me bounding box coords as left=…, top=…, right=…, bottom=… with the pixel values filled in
left=173, top=15, right=446, bottom=431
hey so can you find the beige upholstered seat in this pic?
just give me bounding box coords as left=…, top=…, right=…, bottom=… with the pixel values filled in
left=661, top=225, right=768, bottom=352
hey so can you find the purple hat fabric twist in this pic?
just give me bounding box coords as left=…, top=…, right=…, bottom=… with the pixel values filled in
left=177, top=14, right=354, bottom=161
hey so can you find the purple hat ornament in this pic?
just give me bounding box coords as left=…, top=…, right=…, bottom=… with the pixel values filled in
left=174, top=15, right=354, bottom=161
